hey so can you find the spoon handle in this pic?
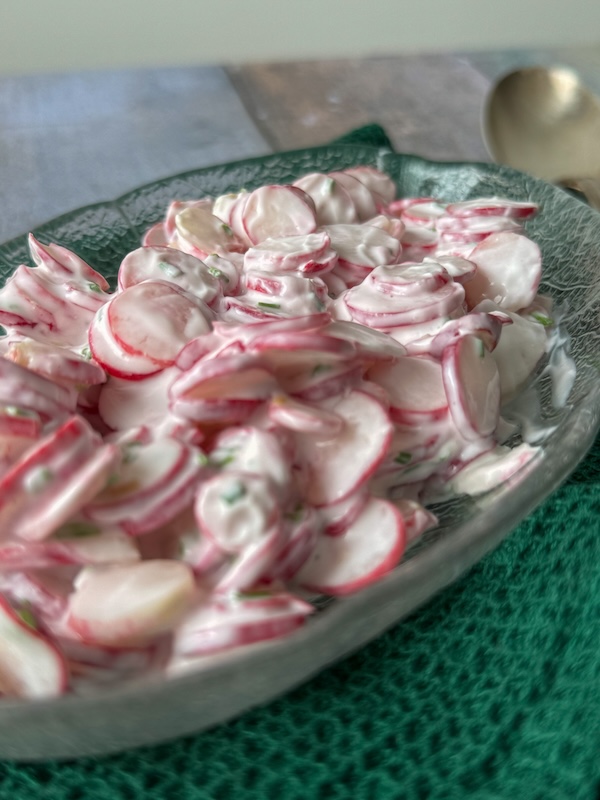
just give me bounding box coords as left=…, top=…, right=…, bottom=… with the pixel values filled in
left=559, top=178, right=600, bottom=211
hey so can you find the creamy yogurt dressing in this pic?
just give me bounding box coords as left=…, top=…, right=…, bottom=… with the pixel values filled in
left=0, top=170, right=577, bottom=699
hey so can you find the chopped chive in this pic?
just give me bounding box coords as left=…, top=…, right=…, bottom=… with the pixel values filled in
left=221, top=223, right=233, bottom=236
left=477, top=339, right=485, bottom=358
left=207, top=265, right=229, bottom=283
left=195, top=451, right=209, bottom=467
left=55, top=521, right=100, bottom=539
left=257, top=301, right=281, bottom=310
left=220, top=480, right=247, bottom=505
left=284, top=503, right=304, bottom=522
left=4, top=406, right=32, bottom=418
left=394, top=451, right=412, bottom=465
left=80, top=345, right=92, bottom=360
left=311, top=363, right=332, bottom=376
left=26, top=466, right=54, bottom=493
left=16, top=606, right=37, bottom=630
left=532, top=312, right=553, bottom=327
left=326, top=177, right=336, bottom=195
left=210, top=451, right=235, bottom=468
left=158, top=261, right=182, bottom=278
left=87, top=281, right=102, bottom=293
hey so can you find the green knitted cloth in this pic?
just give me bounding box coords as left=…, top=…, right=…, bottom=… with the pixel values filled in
left=0, top=126, right=598, bottom=799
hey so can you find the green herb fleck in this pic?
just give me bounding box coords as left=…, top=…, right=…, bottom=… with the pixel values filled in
left=207, top=266, right=229, bottom=283
left=284, top=503, right=304, bottom=522
left=26, top=466, right=54, bottom=493
left=210, top=451, right=235, bottom=468
left=4, top=406, right=31, bottom=418
left=80, top=345, right=92, bottom=361
left=313, top=293, right=326, bottom=312
left=532, top=312, right=553, bottom=327
left=220, top=480, right=247, bottom=505
left=477, top=339, right=485, bottom=358
left=16, top=606, right=37, bottom=630
left=257, top=301, right=281, bottom=310
left=311, top=363, right=332, bottom=376
left=55, top=521, right=100, bottom=539
left=87, top=282, right=102, bottom=294
left=221, top=223, right=233, bottom=236
left=195, top=451, right=209, bottom=467
left=394, top=451, right=412, bottom=465
left=158, top=261, right=182, bottom=278
left=235, top=589, right=273, bottom=600
left=326, top=177, right=336, bottom=195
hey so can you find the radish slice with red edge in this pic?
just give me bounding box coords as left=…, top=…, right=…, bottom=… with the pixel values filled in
left=295, top=497, right=406, bottom=596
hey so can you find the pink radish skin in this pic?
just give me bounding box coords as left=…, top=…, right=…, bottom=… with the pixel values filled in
left=368, top=357, right=448, bottom=424
left=295, top=497, right=406, bottom=596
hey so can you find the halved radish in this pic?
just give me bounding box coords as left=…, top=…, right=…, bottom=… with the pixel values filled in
left=295, top=497, right=405, bottom=595
left=107, top=281, right=212, bottom=367
left=441, top=334, right=501, bottom=440
left=296, top=389, right=393, bottom=506
left=173, top=591, right=314, bottom=657
left=0, top=595, right=68, bottom=698
left=66, top=560, right=196, bottom=646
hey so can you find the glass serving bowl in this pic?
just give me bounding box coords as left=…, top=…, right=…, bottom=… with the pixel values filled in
left=0, top=142, right=599, bottom=760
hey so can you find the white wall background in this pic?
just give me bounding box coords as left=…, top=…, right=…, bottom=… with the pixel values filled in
left=1, top=0, right=600, bottom=76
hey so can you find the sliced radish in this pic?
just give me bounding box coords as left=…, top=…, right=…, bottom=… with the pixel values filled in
left=89, top=304, right=162, bottom=380
left=449, top=443, right=540, bottom=495
left=295, top=497, right=405, bottom=595
left=324, top=224, right=400, bottom=270
left=242, top=185, right=317, bottom=244
left=296, top=389, right=393, bottom=506
left=293, top=173, right=358, bottom=225
left=442, top=334, right=501, bottom=440
left=85, top=437, right=205, bottom=535
left=395, top=499, right=438, bottom=543
left=463, top=232, right=542, bottom=311
left=6, top=339, right=106, bottom=389
left=67, top=560, right=195, bottom=646
left=328, top=171, right=378, bottom=221
left=446, top=198, right=539, bottom=219
left=343, top=166, right=396, bottom=207
left=368, top=356, right=448, bottom=424
left=174, top=205, right=245, bottom=258
left=118, top=246, right=222, bottom=307
left=28, top=235, right=109, bottom=290
left=0, top=595, right=68, bottom=698
left=268, top=394, right=343, bottom=436
left=107, top=281, right=212, bottom=367
left=141, top=222, right=169, bottom=247
left=173, top=591, right=313, bottom=657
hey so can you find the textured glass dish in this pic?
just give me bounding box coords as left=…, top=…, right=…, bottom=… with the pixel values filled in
left=0, top=142, right=599, bottom=761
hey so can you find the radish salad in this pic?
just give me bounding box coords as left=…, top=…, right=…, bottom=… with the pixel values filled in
left=0, top=166, right=556, bottom=699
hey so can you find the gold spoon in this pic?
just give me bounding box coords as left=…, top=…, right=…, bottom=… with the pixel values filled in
left=483, top=66, right=600, bottom=209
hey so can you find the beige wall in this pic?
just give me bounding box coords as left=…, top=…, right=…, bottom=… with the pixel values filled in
left=1, top=0, right=599, bottom=76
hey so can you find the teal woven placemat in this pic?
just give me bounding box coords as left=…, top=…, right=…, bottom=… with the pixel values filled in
left=0, top=126, right=598, bottom=799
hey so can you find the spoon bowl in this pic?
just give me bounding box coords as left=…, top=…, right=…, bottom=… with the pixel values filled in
left=483, top=66, right=600, bottom=187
